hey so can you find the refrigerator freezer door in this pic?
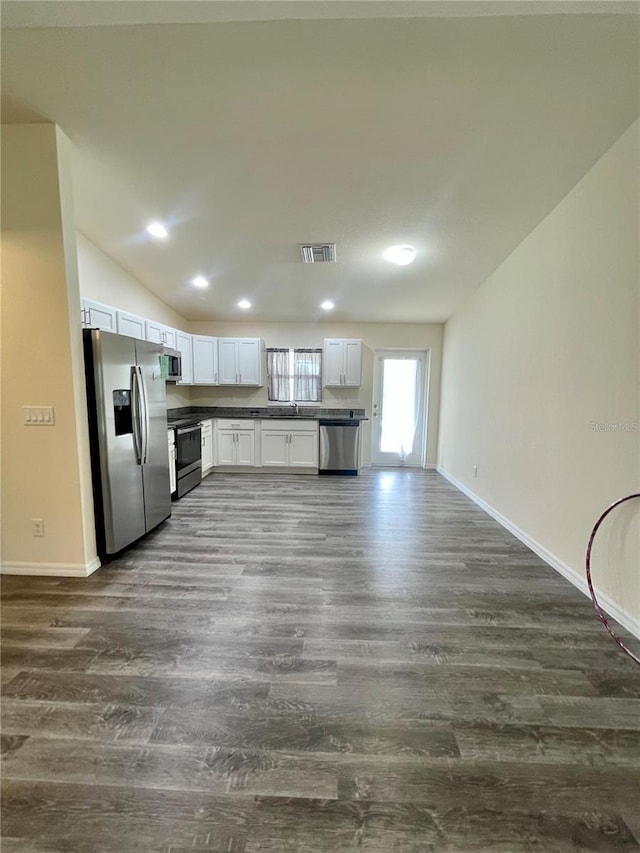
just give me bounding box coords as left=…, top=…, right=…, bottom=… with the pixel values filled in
left=89, top=330, right=146, bottom=553
left=135, top=339, right=172, bottom=533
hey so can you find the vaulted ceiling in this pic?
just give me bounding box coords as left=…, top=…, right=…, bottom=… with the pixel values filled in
left=2, top=2, right=638, bottom=322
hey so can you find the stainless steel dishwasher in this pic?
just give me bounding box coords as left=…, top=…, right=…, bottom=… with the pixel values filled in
left=319, top=419, right=360, bottom=475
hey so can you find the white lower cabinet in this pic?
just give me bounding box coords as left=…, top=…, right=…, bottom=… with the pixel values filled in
left=260, top=420, right=318, bottom=469
left=201, top=419, right=214, bottom=475
left=168, top=430, right=176, bottom=495
left=215, top=419, right=255, bottom=466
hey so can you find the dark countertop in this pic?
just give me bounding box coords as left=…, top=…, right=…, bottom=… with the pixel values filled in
left=167, top=406, right=367, bottom=422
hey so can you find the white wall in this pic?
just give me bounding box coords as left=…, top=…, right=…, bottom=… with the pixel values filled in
left=1, top=124, right=98, bottom=575
left=77, top=233, right=187, bottom=328
left=189, top=321, right=443, bottom=466
left=76, top=233, right=190, bottom=410
left=438, top=120, right=639, bottom=626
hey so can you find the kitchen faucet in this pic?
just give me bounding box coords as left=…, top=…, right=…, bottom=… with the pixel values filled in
left=290, top=402, right=299, bottom=415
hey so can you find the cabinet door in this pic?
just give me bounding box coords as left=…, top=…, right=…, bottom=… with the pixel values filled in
left=146, top=320, right=164, bottom=344
left=323, top=340, right=344, bottom=386
left=260, top=431, right=289, bottom=467
left=343, top=341, right=362, bottom=386
left=168, top=432, right=176, bottom=495
left=201, top=423, right=214, bottom=474
left=236, top=431, right=255, bottom=466
left=192, top=336, right=218, bottom=384
left=176, top=332, right=193, bottom=384
left=238, top=339, right=262, bottom=385
left=289, top=431, right=318, bottom=467
left=117, top=310, right=146, bottom=340
left=218, top=339, right=238, bottom=384
left=162, top=327, right=178, bottom=350
left=217, top=431, right=236, bottom=466
left=83, top=299, right=117, bottom=332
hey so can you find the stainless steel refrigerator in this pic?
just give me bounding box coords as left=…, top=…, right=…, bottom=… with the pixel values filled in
left=83, top=329, right=171, bottom=556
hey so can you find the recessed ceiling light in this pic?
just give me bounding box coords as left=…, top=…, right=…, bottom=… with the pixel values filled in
left=321, top=300, right=335, bottom=311
left=238, top=299, right=252, bottom=310
left=192, top=275, right=209, bottom=288
left=146, top=221, right=168, bottom=240
left=384, top=245, right=416, bottom=266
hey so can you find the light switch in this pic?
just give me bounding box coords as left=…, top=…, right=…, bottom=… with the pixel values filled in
left=23, top=406, right=55, bottom=426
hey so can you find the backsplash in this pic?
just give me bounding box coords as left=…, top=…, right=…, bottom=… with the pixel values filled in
left=188, top=384, right=363, bottom=410
left=166, top=385, right=192, bottom=409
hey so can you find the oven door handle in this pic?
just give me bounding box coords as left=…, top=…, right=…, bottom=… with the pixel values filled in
left=176, top=424, right=202, bottom=436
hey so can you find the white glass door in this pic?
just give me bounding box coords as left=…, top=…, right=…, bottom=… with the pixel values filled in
left=371, top=350, right=427, bottom=467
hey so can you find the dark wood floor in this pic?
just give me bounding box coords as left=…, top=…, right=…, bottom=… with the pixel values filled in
left=2, top=469, right=640, bottom=852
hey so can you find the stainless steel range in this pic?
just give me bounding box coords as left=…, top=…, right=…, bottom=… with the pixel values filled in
left=170, top=418, right=202, bottom=498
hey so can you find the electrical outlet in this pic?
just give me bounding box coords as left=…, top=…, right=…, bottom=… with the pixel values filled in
left=32, top=518, right=45, bottom=537
left=473, top=465, right=478, bottom=478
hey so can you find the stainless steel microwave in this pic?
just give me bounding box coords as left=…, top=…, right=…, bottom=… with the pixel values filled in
left=160, top=348, right=182, bottom=382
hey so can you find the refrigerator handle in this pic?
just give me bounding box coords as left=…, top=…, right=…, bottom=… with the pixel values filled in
left=131, top=366, right=143, bottom=465
left=138, top=365, right=150, bottom=465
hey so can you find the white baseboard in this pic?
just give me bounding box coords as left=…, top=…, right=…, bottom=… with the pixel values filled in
left=436, top=466, right=640, bottom=642
left=1, top=556, right=101, bottom=578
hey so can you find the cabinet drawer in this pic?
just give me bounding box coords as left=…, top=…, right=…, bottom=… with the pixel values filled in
left=216, top=418, right=255, bottom=431
left=261, top=419, right=318, bottom=432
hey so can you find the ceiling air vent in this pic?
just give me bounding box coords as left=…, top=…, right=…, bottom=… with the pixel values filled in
left=299, top=243, right=336, bottom=263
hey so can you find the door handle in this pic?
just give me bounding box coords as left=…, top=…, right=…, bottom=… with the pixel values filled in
left=138, top=366, right=150, bottom=464
left=131, top=366, right=143, bottom=464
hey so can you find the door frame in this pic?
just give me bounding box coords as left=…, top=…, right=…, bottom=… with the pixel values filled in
left=370, top=348, right=430, bottom=468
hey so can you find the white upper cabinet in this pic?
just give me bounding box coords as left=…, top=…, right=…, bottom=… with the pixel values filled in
left=162, top=327, right=178, bottom=350
left=238, top=339, right=262, bottom=385
left=175, top=331, right=193, bottom=385
left=81, top=299, right=117, bottom=332
left=192, top=336, right=218, bottom=385
left=117, top=310, right=146, bottom=340
left=145, top=319, right=165, bottom=344
left=145, top=320, right=177, bottom=349
left=323, top=339, right=362, bottom=387
left=218, top=338, right=262, bottom=385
